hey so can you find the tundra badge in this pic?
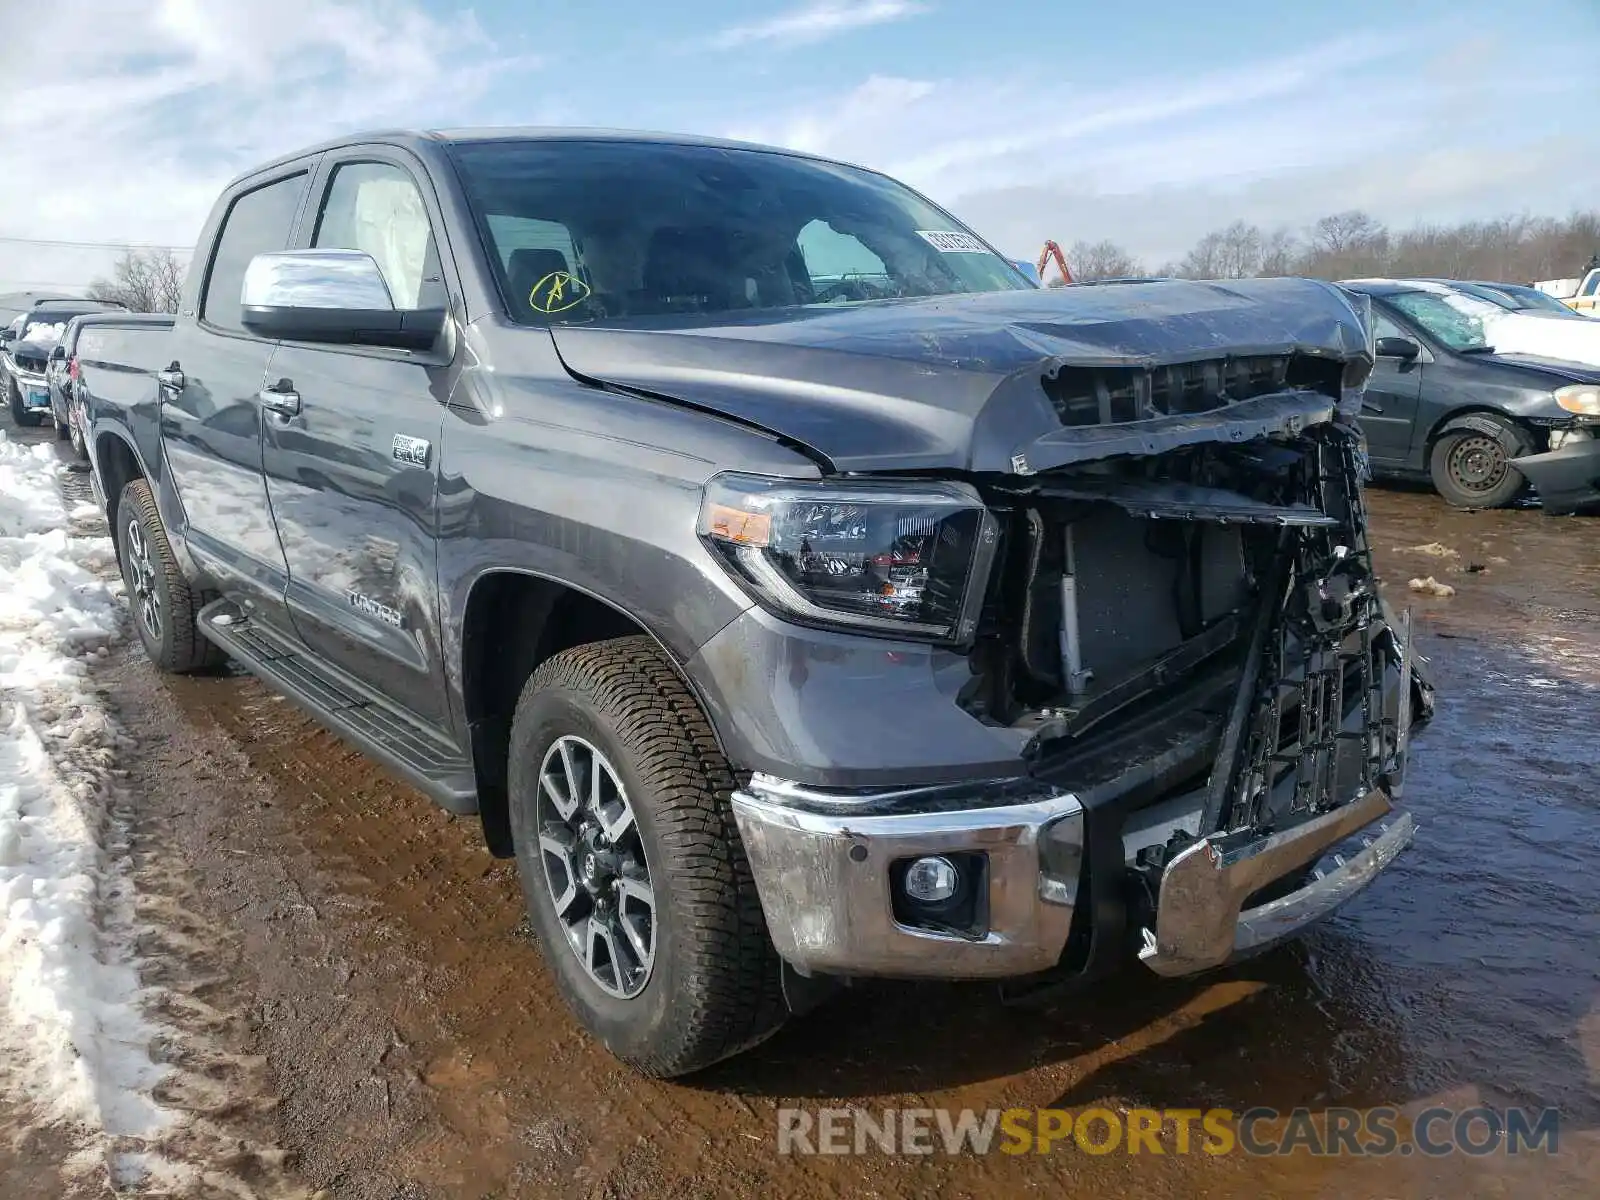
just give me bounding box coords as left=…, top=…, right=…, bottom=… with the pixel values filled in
left=392, top=434, right=431, bottom=467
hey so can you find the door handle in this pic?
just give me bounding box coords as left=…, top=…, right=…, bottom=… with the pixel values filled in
left=258, top=387, right=301, bottom=417
left=157, top=364, right=185, bottom=391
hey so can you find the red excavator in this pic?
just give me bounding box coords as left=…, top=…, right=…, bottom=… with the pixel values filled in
left=1036, top=240, right=1073, bottom=286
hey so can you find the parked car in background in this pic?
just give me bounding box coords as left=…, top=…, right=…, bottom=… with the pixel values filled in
left=1340, top=279, right=1600, bottom=513
left=1441, top=280, right=1594, bottom=319
left=1564, top=268, right=1600, bottom=316
left=2, top=298, right=126, bottom=426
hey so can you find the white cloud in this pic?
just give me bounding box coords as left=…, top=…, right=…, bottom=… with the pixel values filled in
left=0, top=0, right=517, bottom=294
left=720, top=31, right=1600, bottom=266
left=708, top=0, right=928, bottom=50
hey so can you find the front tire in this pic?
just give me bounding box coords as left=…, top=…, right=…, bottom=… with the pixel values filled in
left=116, top=479, right=225, bottom=673
left=508, top=636, right=785, bottom=1077
left=1428, top=416, right=1533, bottom=509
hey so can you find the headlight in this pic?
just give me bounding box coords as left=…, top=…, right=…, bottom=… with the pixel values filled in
left=697, top=473, right=998, bottom=643
left=1555, top=384, right=1600, bottom=415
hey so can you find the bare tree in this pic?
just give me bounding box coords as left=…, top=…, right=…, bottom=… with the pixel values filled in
left=1173, top=230, right=1226, bottom=279
left=1067, top=239, right=1145, bottom=282
left=87, top=248, right=187, bottom=313
left=1258, top=227, right=1300, bottom=277
left=1152, top=208, right=1600, bottom=289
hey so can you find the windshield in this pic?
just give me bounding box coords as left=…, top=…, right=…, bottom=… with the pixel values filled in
left=1387, top=290, right=1499, bottom=352
left=449, top=139, right=1030, bottom=323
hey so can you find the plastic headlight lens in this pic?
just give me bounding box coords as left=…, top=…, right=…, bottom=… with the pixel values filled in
left=698, top=474, right=996, bottom=642
left=1555, top=385, right=1600, bottom=416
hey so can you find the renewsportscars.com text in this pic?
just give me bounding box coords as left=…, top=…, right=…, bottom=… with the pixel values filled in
left=776, top=1106, right=1560, bottom=1157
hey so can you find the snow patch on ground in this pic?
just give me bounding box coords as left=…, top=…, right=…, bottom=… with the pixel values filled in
left=0, top=432, right=174, bottom=1166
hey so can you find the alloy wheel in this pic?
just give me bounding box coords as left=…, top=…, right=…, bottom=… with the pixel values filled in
left=125, top=516, right=163, bottom=643
left=535, top=735, right=656, bottom=999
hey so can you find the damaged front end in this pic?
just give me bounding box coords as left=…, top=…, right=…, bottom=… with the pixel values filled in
left=961, top=355, right=1434, bottom=988
left=726, top=285, right=1435, bottom=993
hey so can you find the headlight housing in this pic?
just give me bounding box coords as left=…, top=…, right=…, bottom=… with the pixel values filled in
left=697, top=473, right=998, bottom=643
left=1554, top=384, right=1600, bottom=416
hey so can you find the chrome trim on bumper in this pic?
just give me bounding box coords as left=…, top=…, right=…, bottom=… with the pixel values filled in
left=1140, top=788, right=1413, bottom=977
left=731, top=775, right=1084, bottom=979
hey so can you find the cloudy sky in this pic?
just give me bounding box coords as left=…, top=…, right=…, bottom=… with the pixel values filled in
left=1, top=0, right=1596, bottom=291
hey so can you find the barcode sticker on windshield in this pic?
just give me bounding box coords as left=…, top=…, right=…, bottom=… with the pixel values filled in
left=916, top=230, right=991, bottom=254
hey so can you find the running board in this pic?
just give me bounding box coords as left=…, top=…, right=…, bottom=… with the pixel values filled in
left=196, top=599, right=478, bottom=815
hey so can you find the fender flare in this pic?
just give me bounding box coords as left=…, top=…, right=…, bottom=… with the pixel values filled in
left=1431, top=410, right=1528, bottom=458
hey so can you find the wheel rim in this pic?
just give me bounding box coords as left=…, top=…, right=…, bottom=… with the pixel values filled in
left=125, top=516, right=163, bottom=643
left=535, top=735, right=655, bottom=999
left=1446, top=433, right=1508, bottom=495
left=69, top=416, right=83, bottom=455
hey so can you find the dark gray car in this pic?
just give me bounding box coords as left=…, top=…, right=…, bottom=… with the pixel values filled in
left=84, top=129, right=1432, bottom=1076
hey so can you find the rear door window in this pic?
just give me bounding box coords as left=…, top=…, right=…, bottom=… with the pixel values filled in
left=202, top=173, right=310, bottom=334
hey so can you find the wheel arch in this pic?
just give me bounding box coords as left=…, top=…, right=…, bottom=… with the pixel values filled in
left=458, top=567, right=732, bottom=857
left=1424, top=406, right=1536, bottom=457
left=94, top=429, right=148, bottom=564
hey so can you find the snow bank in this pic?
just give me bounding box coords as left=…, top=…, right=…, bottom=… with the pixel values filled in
left=0, top=432, right=170, bottom=1145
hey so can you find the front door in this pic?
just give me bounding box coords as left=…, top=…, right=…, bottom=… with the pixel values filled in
left=260, top=156, right=453, bottom=728
left=1361, top=311, right=1425, bottom=467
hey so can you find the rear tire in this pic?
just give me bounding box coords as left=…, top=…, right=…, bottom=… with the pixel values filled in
left=116, top=478, right=225, bottom=674
left=507, top=635, right=786, bottom=1077
left=1428, top=415, right=1533, bottom=509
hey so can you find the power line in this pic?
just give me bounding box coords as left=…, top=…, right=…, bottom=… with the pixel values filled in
left=0, top=234, right=193, bottom=252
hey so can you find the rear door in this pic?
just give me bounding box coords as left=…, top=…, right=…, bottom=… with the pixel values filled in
left=1361, top=309, right=1426, bottom=466
left=160, top=168, right=313, bottom=634
left=259, top=150, right=453, bottom=728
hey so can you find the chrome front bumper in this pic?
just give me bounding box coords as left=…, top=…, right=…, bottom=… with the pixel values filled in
left=1139, top=787, right=1414, bottom=977
left=732, top=774, right=1414, bottom=982
left=730, top=777, right=1086, bottom=979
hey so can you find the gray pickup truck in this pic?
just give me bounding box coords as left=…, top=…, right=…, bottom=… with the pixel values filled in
left=84, top=128, right=1433, bottom=1077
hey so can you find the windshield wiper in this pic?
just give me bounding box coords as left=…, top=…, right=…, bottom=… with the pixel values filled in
left=1458, top=344, right=1496, bottom=355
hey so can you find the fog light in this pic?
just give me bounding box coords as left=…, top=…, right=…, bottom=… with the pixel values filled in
left=903, top=855, right=960, bottom=902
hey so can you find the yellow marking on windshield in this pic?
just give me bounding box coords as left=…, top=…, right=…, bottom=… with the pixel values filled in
left=529, top=270, right=592, bottom=314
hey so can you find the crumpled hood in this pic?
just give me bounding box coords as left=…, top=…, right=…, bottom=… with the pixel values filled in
left=549, top=277, right=1372, bottom=473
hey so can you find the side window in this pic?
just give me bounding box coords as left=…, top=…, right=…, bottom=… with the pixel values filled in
left=1582, top=273, right=1600, bottom=297
left=313, top=162, right=443, bottom=311
left=796, top=219, right=888, bottom=296
left=77, top=328, right=107, bottom=361
left=203, top=173, right=309, bottom=334
left=1372, top=313, right=1406, bottom=342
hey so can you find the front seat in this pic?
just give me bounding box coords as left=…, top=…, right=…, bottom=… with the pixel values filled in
left=507, top=248, right=578, bottom=319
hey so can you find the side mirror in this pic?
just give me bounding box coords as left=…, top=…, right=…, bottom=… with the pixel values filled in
left=0, top=329, right=14, bottom=343
left=1375, top=336, right=1420, bottom=360
left=240, top=250, right=444, bottom=351
left=50, top=344, right=66, bottom=361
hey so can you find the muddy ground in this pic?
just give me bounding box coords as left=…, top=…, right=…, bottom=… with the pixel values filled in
left=5, top=418, right=1599, bottom=1198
